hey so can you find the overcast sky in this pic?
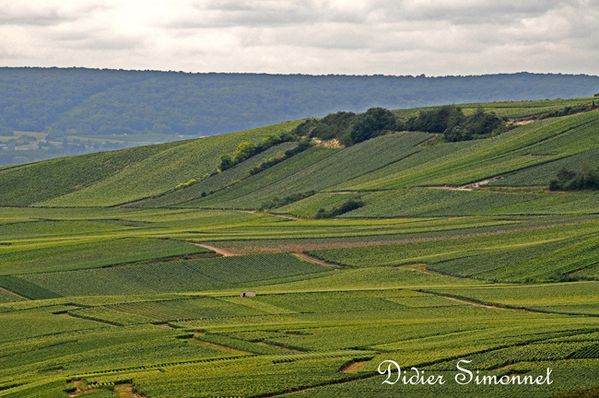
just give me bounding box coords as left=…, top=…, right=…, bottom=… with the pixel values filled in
left=1, top=0, right=598, bottom=76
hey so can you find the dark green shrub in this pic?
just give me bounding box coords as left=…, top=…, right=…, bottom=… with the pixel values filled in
left=315, top=198, right=365, bottom=218
left=549, top=166, right=599, bottom=191
left=405, top=105, right=503, bottom=141
left=261, top=191, right=316, bottom=210
left=406, top=105, right=465, bottom=133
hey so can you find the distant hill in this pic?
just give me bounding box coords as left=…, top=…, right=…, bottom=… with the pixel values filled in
left=0, top=67, right=599, bottom=165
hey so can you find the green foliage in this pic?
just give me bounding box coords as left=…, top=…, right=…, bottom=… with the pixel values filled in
left=348, top=107, right=397, bottom=144
left=405, top=105, right=504, bottom=141
left=261, top=191, right=316, bottom=210
left=294, top=112, right=356, bottom=142
left=175, top=178, right=198, bottom=189
left=1, top=68, right=597, bottom=140
left=320, top=188, right=599, bottom=218
left=531, top=102, right=599, bottom=121
left=549, top=165, right=599, bottom=191
left=294, top=107, right=397, bottom=146
left=1, top=69, right=598, bottom=165
left=341, top=111, right=599, bottom=190
left=27, top=121, right=299, bottom=206
left=406, top=105, right=466, bottom=133
left=219, top=132, right=293, bottom=171
left=0, top=143, right=173, bottom=206
left=134, top=142, right=300, bottom=207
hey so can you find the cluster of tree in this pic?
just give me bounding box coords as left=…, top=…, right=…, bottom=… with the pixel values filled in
left=549, top=166, right=599, bottom=191
left=294, top=108, right=398, bottom=146
left=249, top=139, right=312, bottom=175
left=295, top=105, right=505, bottom=146
left=219, top=132, right=293, bottom=171
left=315, top=198, right=364, bottom=218
left=404, top=106, right=504, bottom=141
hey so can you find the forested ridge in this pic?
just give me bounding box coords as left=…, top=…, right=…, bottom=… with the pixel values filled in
left=2, top=67, right=599, bottom=136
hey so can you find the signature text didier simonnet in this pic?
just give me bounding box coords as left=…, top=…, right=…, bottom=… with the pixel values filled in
left=378, top=360, right=553, bottom=386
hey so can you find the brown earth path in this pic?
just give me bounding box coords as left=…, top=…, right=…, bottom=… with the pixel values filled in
left=292, top=252, right=340, bottom=268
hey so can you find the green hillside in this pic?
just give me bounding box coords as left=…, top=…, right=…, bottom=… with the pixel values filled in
left=0, top=121, right=299, bottom=207
left=0, top=97, right=598, bottom=397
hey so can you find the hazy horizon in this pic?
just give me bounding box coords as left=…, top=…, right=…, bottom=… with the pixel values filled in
left=2, top=65, right=598, bottom=79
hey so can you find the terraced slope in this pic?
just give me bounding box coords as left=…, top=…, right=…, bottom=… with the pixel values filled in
left=342, top=111, right=599, bottom=190
left=135, top=141, right=300, bottom=208
left=182, top=132, right=433, bottom=209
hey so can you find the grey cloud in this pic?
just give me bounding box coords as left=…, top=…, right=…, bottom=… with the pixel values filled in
left=0, top=0, right=597, bottom=76
left=0, top=3, right=105, bottom=26
left=0, top=9, right=71, bottom=26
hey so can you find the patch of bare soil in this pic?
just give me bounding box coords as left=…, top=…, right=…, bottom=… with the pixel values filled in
left=114, top=383, right=146, bottom=398
left=312, top=138, right=344, bottom=149
left=292, top=252, right=340, bottom=268
left=508, top=118, right=536, bottom=126
left=401, top=263, right=439, bottom=276
left=428, top=185, right=473, bottom=191
left=341, top=360, right=368, bottom=374
left=427, top=176, right=503, bottom=191
left=460, top=176, right=502, bottom=189
left=239, top=209, right=300, bottom=220
left=194, top=243, right=237, bottom=257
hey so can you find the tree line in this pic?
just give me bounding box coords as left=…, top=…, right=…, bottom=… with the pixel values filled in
left=293, top=105, right=505, bottom=145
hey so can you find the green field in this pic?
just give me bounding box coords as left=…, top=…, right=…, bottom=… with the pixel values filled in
left=0, top=97, right=597, bottom=397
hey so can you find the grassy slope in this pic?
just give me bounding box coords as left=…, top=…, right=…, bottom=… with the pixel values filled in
left=186, top=132, right=433, bottom=209
left=42, top=121, right=300, bottom=206
left=0, top=142, right=178, bottom=206
left=341, top=111, right=599, bottom=190
left=134, top=141, right=300, bottom=207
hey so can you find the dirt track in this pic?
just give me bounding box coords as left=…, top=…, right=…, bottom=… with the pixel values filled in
left=292, top=252, right=340, bottom=268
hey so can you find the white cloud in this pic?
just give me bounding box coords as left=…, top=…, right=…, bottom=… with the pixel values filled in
left=0, top=0, right=597, bottom=75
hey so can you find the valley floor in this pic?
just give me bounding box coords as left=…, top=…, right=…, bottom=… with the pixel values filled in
left=0, top=208, right=597, bottom=398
